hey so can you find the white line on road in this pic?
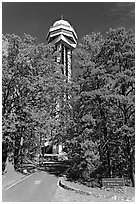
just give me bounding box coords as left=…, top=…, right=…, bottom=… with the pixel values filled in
left=4, top=172, right=38, bottom=191
left=34, top=180, right=41, bottom=184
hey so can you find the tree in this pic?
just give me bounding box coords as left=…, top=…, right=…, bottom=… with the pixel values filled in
left=67, top=27, right=135, bottom=186
left=2, top=33, right=69, bottom=169
left=98, top=27, right=135, bottom=186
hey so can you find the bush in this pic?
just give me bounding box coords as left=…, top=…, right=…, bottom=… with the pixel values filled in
left=66, top=136, right=101, bottom=186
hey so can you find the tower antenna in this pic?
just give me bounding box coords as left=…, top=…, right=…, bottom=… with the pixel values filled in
left=61, top=14, right=63, bottom=20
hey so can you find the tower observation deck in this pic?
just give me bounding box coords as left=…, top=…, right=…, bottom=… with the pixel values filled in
left=46, top=18, right=78, bottom=81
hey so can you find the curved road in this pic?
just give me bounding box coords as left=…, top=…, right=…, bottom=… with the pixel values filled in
left=2, top=171, right=59, bottom=202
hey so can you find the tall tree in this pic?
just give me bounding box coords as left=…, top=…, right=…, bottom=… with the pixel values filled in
left=68, top=27, right=135, bottom=186
left=2, top=33, right=68, bottom=169
left=98, top=27, right=135, bottom=186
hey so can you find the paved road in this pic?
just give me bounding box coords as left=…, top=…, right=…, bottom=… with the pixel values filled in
left=2, top=171, right=59, bottom=202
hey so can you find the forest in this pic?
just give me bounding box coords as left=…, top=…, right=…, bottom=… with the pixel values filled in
left=2, top=27, right=135, bottom=187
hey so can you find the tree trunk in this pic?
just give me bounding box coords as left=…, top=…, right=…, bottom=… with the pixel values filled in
left=127, top=143, right=135, bottom=187
left=123, top=108, right=135, bottom=187
left=98, top=97, right=112, bottom=178
left=131, top=172, right=135, bottom=187
left=106, top=144, right=112, bottom=178
left=14, top=133, right=22, bottom=169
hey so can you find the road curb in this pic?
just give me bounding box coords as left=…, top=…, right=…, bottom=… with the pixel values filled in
left=58, top=178, right=135, bottom=202
left=58, top=177, right=92, bottom=195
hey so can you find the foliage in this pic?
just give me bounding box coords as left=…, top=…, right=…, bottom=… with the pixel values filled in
left=66, top=27, right=135, bottom=187
left=2, top=33, right=68, bottom=168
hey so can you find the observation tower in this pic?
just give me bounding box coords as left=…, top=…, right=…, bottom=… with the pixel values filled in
left=44, top=17, right=78, bottom=155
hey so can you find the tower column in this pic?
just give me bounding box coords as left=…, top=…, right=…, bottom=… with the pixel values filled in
left=67, top=49, right=72, bottom=82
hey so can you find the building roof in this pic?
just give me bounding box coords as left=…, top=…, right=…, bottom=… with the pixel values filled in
left=53, top=19, right=71, bottom=27
left=46, top=18, right=78, bottom=49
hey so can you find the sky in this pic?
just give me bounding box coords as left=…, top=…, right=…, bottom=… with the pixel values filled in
left=2, top=1, right=135, bottom=44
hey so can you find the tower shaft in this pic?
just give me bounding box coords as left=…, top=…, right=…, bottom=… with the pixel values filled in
left=56, top=43, right=72, bottom=82
left=46, top=18, right=78, bottom=154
